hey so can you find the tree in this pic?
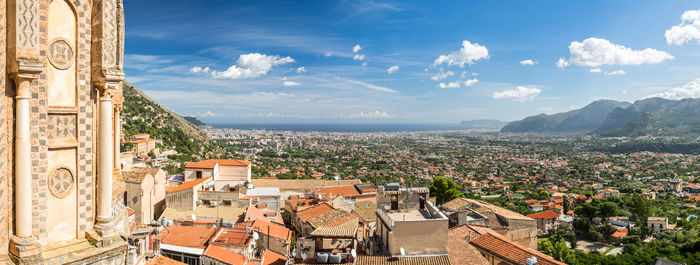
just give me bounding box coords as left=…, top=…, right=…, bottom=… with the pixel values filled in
left=563, top=195, right=570, bottom=214
left=429, top=176, right=464, bottom=205
left=631, top=194, right=651, bottom=225
left=599, top=202, right=619, bottom=220
left=538, top=236, right=576, bottom=264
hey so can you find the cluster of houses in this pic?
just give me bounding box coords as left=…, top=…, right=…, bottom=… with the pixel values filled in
left=116, top=157, right=573, bottom=265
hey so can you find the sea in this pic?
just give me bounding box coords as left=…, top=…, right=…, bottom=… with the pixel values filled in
left=210, top=123, right=469, bottom=133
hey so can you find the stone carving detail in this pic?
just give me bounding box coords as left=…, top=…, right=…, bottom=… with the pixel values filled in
left=49, top=168, right=74, bottom=199
left=48, top=114, right=77, bottom=141
left=48, top=38, right=74, bottom=70
left=103, top=0, right=118, bottom=67
left=17, top=0, right=40, bottom=48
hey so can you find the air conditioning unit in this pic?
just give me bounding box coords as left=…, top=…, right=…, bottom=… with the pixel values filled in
left=527, top=257, right=537, bottom=265
left=210, top=201, right=218, bottom=206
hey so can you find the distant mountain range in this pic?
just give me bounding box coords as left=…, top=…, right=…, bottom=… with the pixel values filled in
left=459, top=119, right=508, bottom=130
left=501, top=97, right=700, bottom=136
left=183, top=116, right=207, bottom=127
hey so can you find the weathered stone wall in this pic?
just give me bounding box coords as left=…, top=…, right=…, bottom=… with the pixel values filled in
left=0, top=0, right=8, bottom=256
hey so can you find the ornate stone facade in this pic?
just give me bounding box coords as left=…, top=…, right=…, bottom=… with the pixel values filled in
left=1, top=0, right=128, bottom=264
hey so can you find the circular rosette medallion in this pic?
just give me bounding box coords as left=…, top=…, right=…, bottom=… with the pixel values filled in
left=48, top=38, right=74, bottom=70
left=49, top=167, right=74, bottom=198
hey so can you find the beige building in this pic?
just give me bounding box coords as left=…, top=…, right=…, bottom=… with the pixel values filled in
left=648, top=217, right=669, bottom=233
left=374, top=184, right=449, bottom=257
left=184, top=159, right=252, bottom=190
left=122, top=133, right=156, bottom=156
left=441, top=198, right=538, bottom=249
left=0, top=0, right=129, bottom=263
left=123, top=167, right=167, bottom=224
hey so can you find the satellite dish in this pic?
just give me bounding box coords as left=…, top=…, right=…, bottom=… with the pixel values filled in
left=301, top=252, right=307, bottom=260
left=400, top=247, right=406, bottom=256
left=253, top=232, right=259, bottom=240
left=351, top=249, right=357, bottom=258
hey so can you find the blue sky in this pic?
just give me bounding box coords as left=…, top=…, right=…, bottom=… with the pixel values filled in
left=124, top=0, right=700, bottom=124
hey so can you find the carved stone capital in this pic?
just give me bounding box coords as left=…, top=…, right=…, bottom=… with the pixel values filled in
left=94, top=69, right=124, bottom=99
left=10, top=59, right=43, bottom=97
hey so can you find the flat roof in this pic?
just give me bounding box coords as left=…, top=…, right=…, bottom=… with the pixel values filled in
left=386, top=209, right=429, bottom=221
left=246, top=187, right=281, bottom=197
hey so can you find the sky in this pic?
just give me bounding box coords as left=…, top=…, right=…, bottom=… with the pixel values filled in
left=123, top=0, right=700, bottom=124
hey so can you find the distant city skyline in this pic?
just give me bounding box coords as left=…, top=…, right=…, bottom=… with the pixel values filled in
left=124, top=0, right=700, bottom=123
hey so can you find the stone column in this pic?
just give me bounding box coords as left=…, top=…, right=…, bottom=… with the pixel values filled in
left=95, top=85, right=115, bottom=236
left=13, top=77, right=32, bottom=239
left=9, top=64, right=43, bottom=263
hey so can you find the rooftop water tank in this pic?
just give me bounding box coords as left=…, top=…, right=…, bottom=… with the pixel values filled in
left=329, top=253, right=342, bottom=264
left=316, top=253, right=329, bottom=263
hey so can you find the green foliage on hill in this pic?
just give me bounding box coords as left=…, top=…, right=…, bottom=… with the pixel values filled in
left=120, top=82, right=234, bottom=170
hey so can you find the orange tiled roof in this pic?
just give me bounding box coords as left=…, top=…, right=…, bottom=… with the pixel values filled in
left=612, top=228, right=628, bottom=238
left=262, top=250, right=287, bottom=265
left=203, top=245, right=248, bottom=265
left=185, top=159, right=251, bottom=169
left=313, top=185, right=360, bottom=198
left=470, top=232, right=566, bottom=265
left=527, top=210, right=560, bottom=220
left=166, top=177, right=211, bottom=193
left=145, top=256, right=186, bottom=265
left=296, top=203, right=334, bottom=222
left=158, top=225, right=216, bottom=249
left=209, top=227, right=252, bottom=247
left=236, top=219, right=291, bottom=243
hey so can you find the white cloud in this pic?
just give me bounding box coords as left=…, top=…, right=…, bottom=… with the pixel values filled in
left=283, top=81, right=301, bottom=87
left=556, top=58, right=569, bottom=68
left=353, top=44, right=362, bottom=53
left=296, top=66, right=306, bottom=73
left=438, top=81, right=461, bottom=88
left=493, top=86, right=541, bottom=102
left=647, top=78, right=700, bottom=100
left=346, top=79, right=398, bottom=93
left=346, top=110, right=394, bottom=119
left=519, top=59, right=536, bottom=66
left=433, top=40, right=489, bottom=67
left=463, top=78, right=479, bottom=87
left=324, top=52, right=333, bottom=57
left=431, top=70, right=454, bottom=81
left=190, top=66, right=210, bottom=73
left=665, top=9, right=700, bottom=45
left=361, top=62, right=368, bottom=67
left=558, top=38, right=673, bottom=68
left=353, top=54, right=366, bottom=61
left=387, top=65, right=399, bottom=74
left=604, top=70, right=625, bottom=76
left=210, top=53, right=295, bottom=79
left=197, top=111, right=220, bottom=117
left=589, top=68, right=602, bottom=73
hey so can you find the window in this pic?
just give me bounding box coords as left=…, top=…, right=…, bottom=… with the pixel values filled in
left=223, top=200, right=232, bottom=206
left=196, top=171, right=202, bottom=179
left=391, top=195, right=398, bottom=211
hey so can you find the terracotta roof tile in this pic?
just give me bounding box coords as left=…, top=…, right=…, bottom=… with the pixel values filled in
left=203, top=245, right=248, bottom=265
left=209, top=227, right=253, bottom=247
left=470, top=232, right=566, bottom=265
left=235, top=219, right=291, bottom=243
left=145, top=256, right=187, bottom=265
left=262, top=250, right=287, bottom=265
left=527, top=210, right=560, bottom=220
left=158, top=225, right=216, bottom=249
left=296, top=203, right=334, bottom=222
left=166, top=177, right=211, bottom=193
left=313, top=185, right=360, bottom=198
